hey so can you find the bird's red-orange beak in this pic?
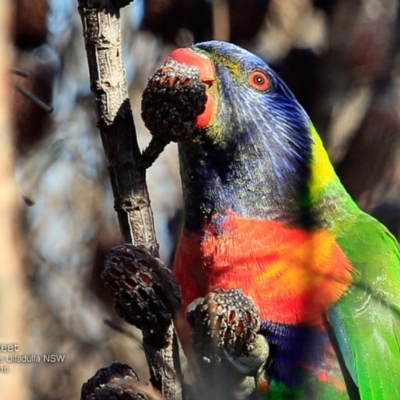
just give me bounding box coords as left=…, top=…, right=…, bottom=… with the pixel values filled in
left=168, top=48, right=215, bottom=128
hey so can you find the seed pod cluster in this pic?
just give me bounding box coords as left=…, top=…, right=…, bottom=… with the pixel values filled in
left=141, top=58, right=206, bottom=143
left=81, top=362, right=148, bottom=400
left=102, top=244, right=182, bottom=334
left=188, top=288, right=261, bottom=356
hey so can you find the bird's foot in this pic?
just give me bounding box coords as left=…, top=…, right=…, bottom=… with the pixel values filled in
left=187, top=288, right=269, bottom=398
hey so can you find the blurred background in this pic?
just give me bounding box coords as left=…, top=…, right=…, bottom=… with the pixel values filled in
left=3, top=0, right=400, bottom=398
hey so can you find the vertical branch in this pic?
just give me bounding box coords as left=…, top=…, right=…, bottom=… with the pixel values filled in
left=78, top=3, right=158, bottom=254
left=77, top=2, right=182, bottom=399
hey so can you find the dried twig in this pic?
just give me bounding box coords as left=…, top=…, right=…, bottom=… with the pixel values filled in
left=11, top=80, right=53, bottom=113
left=76, top=1, right=182, bottom=398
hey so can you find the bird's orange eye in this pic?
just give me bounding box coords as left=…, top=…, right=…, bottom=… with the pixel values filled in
left=248, top=71, right=270, bottom=91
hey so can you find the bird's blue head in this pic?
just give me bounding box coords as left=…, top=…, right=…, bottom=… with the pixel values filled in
left=168, top=41, right=323, bottom=230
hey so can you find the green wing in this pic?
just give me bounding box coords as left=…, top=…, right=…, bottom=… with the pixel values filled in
left=330, top=211, right=400, bottom=400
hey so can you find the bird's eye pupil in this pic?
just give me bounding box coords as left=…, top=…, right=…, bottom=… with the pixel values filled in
left=248, top=71, right=270, bottom=91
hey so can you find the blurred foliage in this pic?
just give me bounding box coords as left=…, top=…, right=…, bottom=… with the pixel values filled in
left=9, top=0, right=400, bottom=398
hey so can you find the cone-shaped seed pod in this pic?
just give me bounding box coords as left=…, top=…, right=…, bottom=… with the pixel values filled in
left=140, top=58, right=207, bottom=168
left=102, top=245, right=182, bottom=334
left=189, top=288, right=261, bottom=356
left=141, top=58, right=206, bottom=143
left=81, top=362, right=148, bottom=400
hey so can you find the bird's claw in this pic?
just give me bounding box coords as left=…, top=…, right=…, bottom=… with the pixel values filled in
left=187, top=289, right=269, bottom=398
left=223, top=333, right=269, bottom=376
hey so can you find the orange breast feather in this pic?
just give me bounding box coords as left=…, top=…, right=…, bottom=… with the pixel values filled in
left=174, top=212, right=354, bottom=325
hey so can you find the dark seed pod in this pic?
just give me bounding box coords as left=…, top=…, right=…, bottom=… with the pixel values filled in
left=140, top=58, right=207, bottom=168
left=189, top=288, right=261, bottom=356
left=81, top=362, right=148, bottom=400
left=141, top=58, right=206, bottom=142
left=102, top=244, right=182, bottom=334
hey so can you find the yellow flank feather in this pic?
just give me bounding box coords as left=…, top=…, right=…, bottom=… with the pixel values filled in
left=308, top=125, right=336, bottom=194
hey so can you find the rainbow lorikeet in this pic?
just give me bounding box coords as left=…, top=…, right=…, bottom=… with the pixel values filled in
left=167, top=41, right=400, bottom=399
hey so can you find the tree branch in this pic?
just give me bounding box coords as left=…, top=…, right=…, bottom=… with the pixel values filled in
left=77, top=2, right=182, bottom=398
